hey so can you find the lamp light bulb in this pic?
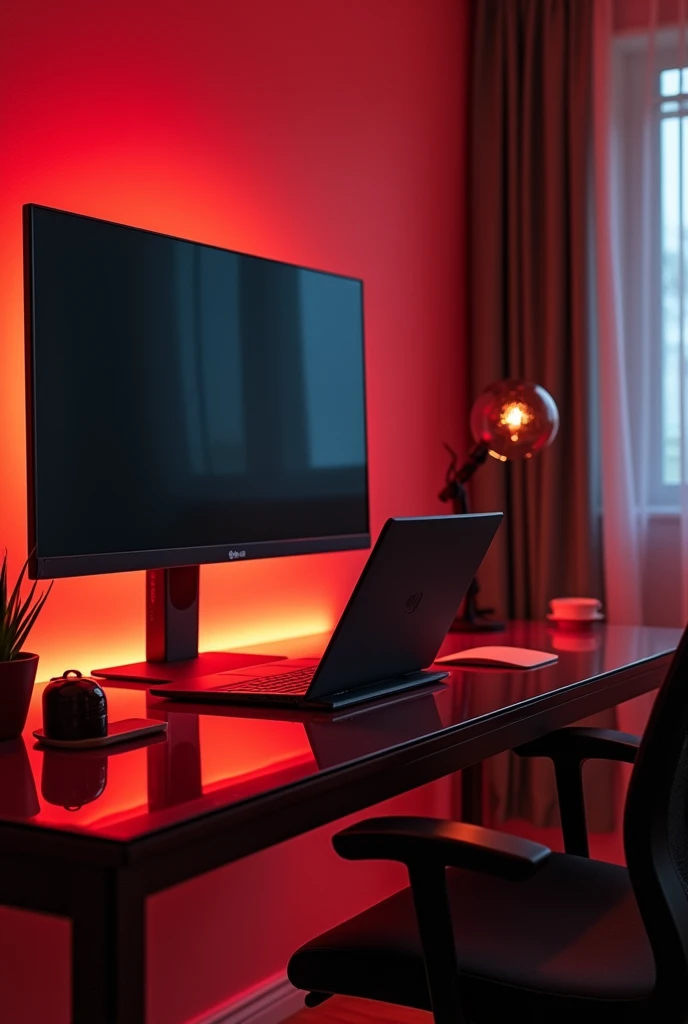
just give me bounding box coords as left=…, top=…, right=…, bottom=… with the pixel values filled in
left=469, top=379, right=559, bottom=461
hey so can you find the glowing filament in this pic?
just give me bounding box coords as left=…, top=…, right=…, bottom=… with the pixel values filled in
left=499, top=401, right=532, bottom=431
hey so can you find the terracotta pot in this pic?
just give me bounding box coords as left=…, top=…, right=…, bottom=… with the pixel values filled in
left=0, top=653, right=39, bottom=741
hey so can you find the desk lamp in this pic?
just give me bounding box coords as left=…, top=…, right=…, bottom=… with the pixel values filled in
left=439, top=378, right=559, bottom=632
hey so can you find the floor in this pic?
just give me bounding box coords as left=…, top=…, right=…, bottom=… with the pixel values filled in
left=287, top=997, right=430, bottom=1023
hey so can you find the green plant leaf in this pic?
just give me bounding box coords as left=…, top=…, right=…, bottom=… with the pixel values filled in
left=10, top=584, right=52, bottom=659
left=9, top=579, right=40, bottom=633
left=6, top=581, right=47, bottom=643
left=5, top=557, right=29, bottom=628
left=0, top=551, right=7, bottom=622
left=0, top=552, right=11, bottom=660
left=0, top=553, right=52, bottom=662
left=4, top=586, right=38, bottom=655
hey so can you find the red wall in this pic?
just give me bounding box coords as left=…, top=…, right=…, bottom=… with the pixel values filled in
left=0, top=0, right=470, bottom=1020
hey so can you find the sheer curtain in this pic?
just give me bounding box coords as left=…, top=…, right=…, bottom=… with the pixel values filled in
left=595, top=0, right=688, bottom=625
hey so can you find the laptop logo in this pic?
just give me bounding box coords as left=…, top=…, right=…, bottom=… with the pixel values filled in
left=228, top=550, right=246, bottom=560
left=404, top=592, right=423, bottom=614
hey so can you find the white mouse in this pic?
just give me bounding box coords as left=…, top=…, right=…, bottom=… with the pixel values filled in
left=435, top=646, right=558, bottom=669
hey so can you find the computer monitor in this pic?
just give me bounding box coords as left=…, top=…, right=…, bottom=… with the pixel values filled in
left=24, top=204, right=369, bottom=682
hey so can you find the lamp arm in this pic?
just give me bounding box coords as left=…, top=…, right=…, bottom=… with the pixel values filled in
left=438, top=442, right=489, bottom=505
left=455, top=442, right=489, bottom=484
left=438, top=440, right=502, bottom=632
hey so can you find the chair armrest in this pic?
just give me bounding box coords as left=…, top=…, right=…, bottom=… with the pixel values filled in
left=333, top=816, right=551, bottom=880
left=513, top=727, right=640, bottom=857
left=333, top=816, right=539, bottom=1021
left=515, top=726, right=640, bottom=764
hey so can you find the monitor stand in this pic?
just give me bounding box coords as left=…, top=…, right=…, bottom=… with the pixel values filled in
left=91, top=566, right=284, bottom=684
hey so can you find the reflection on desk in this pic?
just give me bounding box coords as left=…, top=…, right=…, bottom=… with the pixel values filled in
left=142, top=687, right=445, bottom=810
left=38, top=730, right=168, bottom=811
left=42, top=749, right=108, bottom=809
left=0, top=738, right=39, bottom=819
left=0, top=623, right=678, bottom=843
left=308, top=692, right=444, bottom=769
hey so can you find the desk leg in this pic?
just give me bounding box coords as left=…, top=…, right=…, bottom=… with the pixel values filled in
left=460, top=763, right=485, bottom=824
left=71, top=868, right=145, bottom=1024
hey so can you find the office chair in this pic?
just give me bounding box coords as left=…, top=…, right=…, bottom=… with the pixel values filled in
left=288, top=626, right=688, bottom=1023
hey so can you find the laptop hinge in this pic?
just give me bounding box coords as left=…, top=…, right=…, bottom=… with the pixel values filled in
left=307, top=669, right=448, bottom=710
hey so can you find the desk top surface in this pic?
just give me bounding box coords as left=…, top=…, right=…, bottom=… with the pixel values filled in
left=0, top=622, right=679, bottom=844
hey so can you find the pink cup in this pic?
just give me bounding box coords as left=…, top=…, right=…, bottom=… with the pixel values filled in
left=549, top=597, right=602, bottom=620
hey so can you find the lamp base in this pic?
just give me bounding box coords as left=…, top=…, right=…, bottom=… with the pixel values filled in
left=449, top=616, right=505, bottom=633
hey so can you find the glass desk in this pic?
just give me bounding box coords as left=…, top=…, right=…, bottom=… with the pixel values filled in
left=0, top=621, right=679, bottom=1023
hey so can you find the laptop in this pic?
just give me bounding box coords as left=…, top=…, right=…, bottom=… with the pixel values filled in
left=150, top=512, right=502, bottom=711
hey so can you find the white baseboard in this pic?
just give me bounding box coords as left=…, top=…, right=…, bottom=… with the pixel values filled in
left=189, top=972, right=307, bottom=1024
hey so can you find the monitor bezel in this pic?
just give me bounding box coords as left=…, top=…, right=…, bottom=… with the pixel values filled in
left=23, top=204, right=371, bottom=580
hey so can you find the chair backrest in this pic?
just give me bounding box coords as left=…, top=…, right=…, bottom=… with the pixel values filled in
left=624, top=625, right=688, bottom=1013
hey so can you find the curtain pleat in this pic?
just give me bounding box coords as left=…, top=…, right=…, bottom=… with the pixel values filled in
left=469, top=0, right=602, bottom=622
left=468, top=0, right=613, bottom=829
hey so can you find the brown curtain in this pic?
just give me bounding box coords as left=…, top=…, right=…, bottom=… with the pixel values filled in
left=467, top=0, right=612, bottom=830
left=469, top=0, right=603, bottom=621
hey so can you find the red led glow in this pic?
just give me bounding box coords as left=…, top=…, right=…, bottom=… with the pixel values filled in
left=0, top=1, right=470, bottom=1021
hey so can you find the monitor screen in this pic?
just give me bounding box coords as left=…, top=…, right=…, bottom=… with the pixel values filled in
left=24, top=206, right=370, bottom=578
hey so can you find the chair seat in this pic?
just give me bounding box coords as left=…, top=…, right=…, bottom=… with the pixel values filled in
left=288, top=853, right=657, bottom=1022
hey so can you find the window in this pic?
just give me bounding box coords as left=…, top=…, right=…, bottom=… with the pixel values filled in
left=613, top=32, right=688, bottom=509
left=659, top=66, right=688, bottom=485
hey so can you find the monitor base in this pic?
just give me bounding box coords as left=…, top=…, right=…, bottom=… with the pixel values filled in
left=91, top=651, right=285, bottom=685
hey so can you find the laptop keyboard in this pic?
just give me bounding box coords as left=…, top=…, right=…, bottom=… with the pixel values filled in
left=215, top=667, right=317, bottom=695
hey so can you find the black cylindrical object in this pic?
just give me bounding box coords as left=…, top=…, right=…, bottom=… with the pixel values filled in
left=42, top=669, right=108, bottom=741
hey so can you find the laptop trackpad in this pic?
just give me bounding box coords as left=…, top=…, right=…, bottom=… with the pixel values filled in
left=217, top=658, right=320, bottom=679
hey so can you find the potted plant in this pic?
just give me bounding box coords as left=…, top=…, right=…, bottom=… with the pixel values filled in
left=0, top=553, right=52, bottom=741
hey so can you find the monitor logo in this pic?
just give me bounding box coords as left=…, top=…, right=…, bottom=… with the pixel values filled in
left=228, top=550, right=247, bottom=560
left=404, top=591, right=423, bottom=615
